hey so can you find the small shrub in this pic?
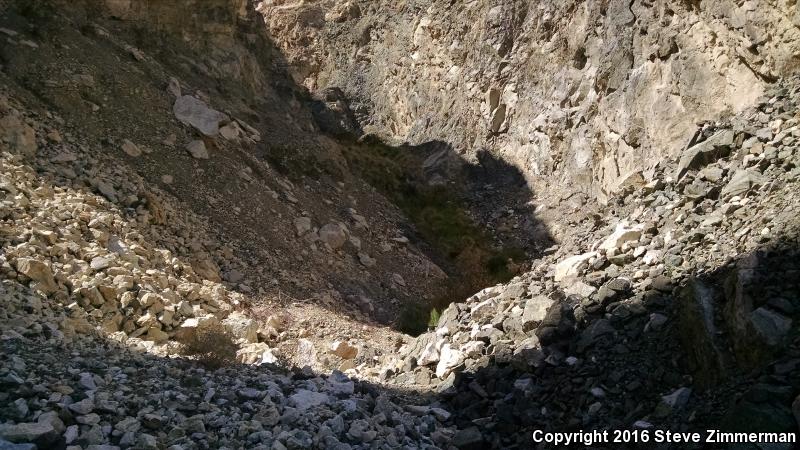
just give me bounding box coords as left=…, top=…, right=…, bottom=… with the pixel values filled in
left=179, top=322, right=238, bottom=370
left=428, top=308, right=441, bottom=328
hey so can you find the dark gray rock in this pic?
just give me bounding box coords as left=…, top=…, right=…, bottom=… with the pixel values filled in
left=451, top=426, right=484, bottom=449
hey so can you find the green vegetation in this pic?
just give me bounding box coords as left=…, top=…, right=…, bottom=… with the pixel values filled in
left=179, top=322, right=238, bottom=370
left=343, top=140, right=523, bottom=285
left=396, top=304, right=445, bottom=336
left=428, top=308, right=441, bottom=328
left=343, top=140, right=525, bottom=335
left=398, top=186, right=480, bottom=259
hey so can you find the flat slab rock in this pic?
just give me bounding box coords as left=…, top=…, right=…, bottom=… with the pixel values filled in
left=173, top=95, right=228, bottom=136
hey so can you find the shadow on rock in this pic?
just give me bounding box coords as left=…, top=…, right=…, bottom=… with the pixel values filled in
left=418, top=234, right=800, bottom=449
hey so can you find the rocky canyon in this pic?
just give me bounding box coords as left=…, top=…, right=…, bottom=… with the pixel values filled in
left=1, top=0, right=800, bottom=449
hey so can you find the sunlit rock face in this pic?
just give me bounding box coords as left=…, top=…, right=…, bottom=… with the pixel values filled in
left=257, top=0, right=800, bottom=202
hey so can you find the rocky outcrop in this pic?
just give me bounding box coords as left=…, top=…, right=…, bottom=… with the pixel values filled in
left=3, top=1, right=800, bottom=448
left=379, top=80, right=800, bottom=446
left=81, top=0, right=271, bottom=95
left=0, top=111, right=37, bottom=158
left=259, top=0, right=800, bottom=202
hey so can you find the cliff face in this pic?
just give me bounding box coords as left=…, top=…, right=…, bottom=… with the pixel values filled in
left=259, top=0, right=800, bottom=201
left=3, top=1, right=800, bottom=448
left=87, top=0, right=271, bottom=95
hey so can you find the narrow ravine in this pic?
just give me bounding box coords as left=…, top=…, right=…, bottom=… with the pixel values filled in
left=1, top=2, right=800, bottom=450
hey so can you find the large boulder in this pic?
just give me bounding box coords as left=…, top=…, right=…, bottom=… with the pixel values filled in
left=451, top=426, right=485, bottom=449
left=319, top=223, right=348, bottom=249
left=174, top=316, right=221, bottom=342
left=294, top=216, right=312, bottom=236
left=222, top=311, right=258, bottom=343
left=189, top=253, right=222, bottom=282
left=289, top=390, right=329, bottom=411
left=677, top=279, right=732, bottom=387
left=0, top=422, right=58, bottom=447
left=521, top=295, right=554, bottom=330
left=237, top=342, right=277, bottom=364
left=598, top=222, right=643, bottom=252
left=14, top=258, right=57, bottom=294
left=121, top=139, right=142, bottom=157
left=435, top=343, right=464, bottom=378
left=512, top=336, right=546, bottom=370
left=674, top=129, right=735, bottom=179
left=173, top=96, right=228, bottom=136
left=0, top=437, right=36, bottom=450
left=329, top=341, right=358, bottom=359
left=750, top=307, right=792, bottom=346
left=721, top=169, right=767, bottom=197
left=417, top=337, right=445, bottom=366
left=554, top=252, right=596, bottom=282
left=0, top=113, right=36, bottom=158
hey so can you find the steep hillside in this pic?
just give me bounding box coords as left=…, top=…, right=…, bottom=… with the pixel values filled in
left=0, top=0, right=464, bottom=328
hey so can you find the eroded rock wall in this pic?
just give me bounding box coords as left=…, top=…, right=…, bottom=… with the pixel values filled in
left=67, top=0, right=277, bottom=96
left=259, top=0, right=800, bottom=202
